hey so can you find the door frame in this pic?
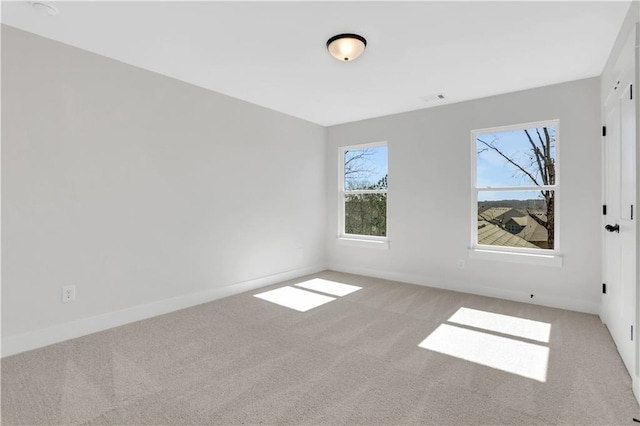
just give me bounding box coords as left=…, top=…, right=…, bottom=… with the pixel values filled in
left=601, top=63, right=637, bottom=382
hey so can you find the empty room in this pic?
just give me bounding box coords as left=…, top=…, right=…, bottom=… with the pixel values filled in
left=2, top=1, right=640, bottom=424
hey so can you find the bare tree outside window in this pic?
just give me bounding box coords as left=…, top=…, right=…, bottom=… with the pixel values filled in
left=342, top=146, right=388, bottom=237
left=476, top=123, right=557, bottom=250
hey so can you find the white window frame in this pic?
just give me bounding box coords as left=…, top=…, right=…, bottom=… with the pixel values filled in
left=470, top=120, right=562, bottom=266
left=338, top=141, right=389, bottom=249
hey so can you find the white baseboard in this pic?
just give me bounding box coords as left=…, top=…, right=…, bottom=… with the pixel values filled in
left=329, top=263, right=599, bottom=315
left=2, top=264, right=327, bottom=358
left=633, top=374, right=640, bottom=406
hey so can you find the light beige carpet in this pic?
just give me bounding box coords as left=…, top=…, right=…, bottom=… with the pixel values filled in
left=2, top=271, right=638, bottom=425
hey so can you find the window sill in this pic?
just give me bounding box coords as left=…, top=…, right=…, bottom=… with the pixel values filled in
left=468, top=248, right=563, bottom=267
left=337, top=237, right=389, bottom=250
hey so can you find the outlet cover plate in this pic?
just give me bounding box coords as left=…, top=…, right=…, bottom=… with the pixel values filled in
left=62, top=285, right=76, bottom=303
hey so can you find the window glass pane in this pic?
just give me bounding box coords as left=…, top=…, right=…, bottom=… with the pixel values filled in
left=477, top=190, right=554, bottom=250
left=476, top=126, right=556, bottom=188
left=344, top=146, right=388, bottom=190
left=345, top=193, right=387, bottom=237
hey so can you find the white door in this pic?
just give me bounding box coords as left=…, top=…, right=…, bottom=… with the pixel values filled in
left=603, top=73, right=636, bottom=376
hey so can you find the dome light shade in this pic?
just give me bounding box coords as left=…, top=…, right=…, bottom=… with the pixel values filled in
left=326, top=33, right=367, bottom=61
left=31, top=2, right=59, bottom=16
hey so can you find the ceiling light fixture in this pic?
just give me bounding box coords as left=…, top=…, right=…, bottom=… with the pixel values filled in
left=326, top=33, right=367, bottom=62
left=31, top=2, right=59, bottom=17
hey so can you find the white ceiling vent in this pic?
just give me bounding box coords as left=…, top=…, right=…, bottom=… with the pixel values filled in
left=421, top=94, right=445, bottom=103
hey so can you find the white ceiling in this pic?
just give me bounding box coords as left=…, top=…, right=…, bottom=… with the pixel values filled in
left=1, top=1, right=632, bottom=126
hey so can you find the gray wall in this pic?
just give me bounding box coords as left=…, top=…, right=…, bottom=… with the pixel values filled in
left=327, top=77, right=602, bottom=313
left=2, top=26, right=327, bottom=339
left=1, top=23, right=606, bottom=353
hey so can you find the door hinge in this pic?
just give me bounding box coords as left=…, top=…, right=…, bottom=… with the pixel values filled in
left=632, top=205, right=634, bottom=220
left=602, top=126, right=607, bottom=137
left=631, top=85, right=634, bottom=100
left=602, top=283, right=607, bottom=294
left=632, top=325, right=634, bottom=341
left=603, top=204, right=607, bottom=215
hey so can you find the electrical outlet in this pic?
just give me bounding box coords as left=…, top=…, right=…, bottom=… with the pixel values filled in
left=457, top=259, right=465, bottom=269
left=62, top=285, right=76, bottom=303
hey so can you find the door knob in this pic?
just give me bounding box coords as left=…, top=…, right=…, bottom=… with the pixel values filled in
left=605, top=224, right=620, bottom=233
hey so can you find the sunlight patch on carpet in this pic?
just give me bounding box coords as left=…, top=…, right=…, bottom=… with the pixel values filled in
left=419, top=324, right=549, bottom=382
left=295, top=278, right=362, bottom=297
left=254, top=286, right=335, bottom=312
left=448, top=307, right=551, bottom=343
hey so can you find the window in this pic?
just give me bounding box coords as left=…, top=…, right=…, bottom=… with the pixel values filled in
left=339, top=143, right=388, bottom=241
left=472, top=120, right=558, bottom=253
